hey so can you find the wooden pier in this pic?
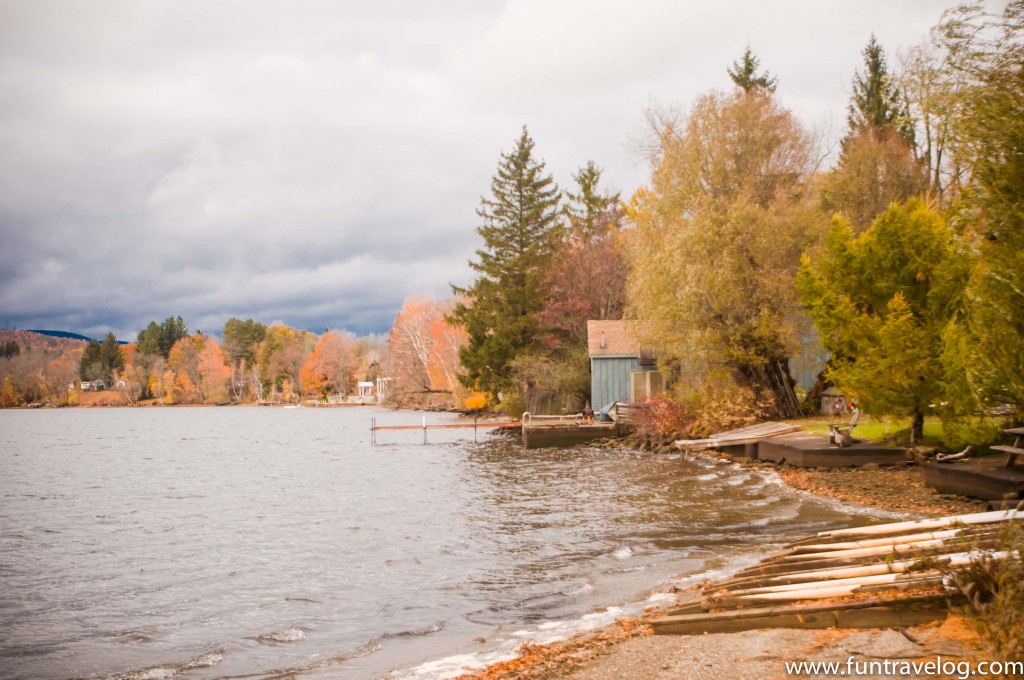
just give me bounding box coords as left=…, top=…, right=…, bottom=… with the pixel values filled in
left=370, top=416, right=520, bottom=444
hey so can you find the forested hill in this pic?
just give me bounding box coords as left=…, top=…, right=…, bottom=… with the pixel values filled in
left=0, top=330, right=89, bottom=352
left=26, top=330, right=93, bottom=341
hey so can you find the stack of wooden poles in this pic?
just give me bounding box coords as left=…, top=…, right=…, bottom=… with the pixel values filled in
left=653, top=508, right=1021, bottom=635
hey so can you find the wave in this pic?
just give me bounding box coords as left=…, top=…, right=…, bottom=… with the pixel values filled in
left=104, top=650, right=223, bottom=680
left=255, top=626, right=305, bottom=644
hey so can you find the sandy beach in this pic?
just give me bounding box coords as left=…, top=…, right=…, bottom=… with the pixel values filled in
left=452, top=453, right=996, bottom=679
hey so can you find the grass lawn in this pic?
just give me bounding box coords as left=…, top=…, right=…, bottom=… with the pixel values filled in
left=790, top=414, right=945, bottom=447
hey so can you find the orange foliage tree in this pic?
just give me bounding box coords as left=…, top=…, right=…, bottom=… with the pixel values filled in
left=386, top=295, right=467, bottom=403
left=300, top=331, right=358, bottom=399
left=167, top=334, right=231, bottom=404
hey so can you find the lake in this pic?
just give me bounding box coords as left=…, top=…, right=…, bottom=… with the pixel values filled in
left=0, top=407, right=894, bottom=679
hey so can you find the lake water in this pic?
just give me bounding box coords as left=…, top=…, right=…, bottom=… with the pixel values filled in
left=0, top=407, right=898, bottom=679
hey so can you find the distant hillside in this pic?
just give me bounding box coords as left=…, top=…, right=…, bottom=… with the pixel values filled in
left=26, top=329, right=94, bottom=341
left=0, top=330, right=88, bottom=352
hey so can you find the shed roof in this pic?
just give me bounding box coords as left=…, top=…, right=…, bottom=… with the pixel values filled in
left=587, top=320, right=640, bottom=357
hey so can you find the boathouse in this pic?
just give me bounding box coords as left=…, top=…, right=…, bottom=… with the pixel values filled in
left=587, top=320, right=661, bottom=410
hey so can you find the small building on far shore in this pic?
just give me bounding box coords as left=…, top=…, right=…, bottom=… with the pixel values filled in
left=587, top=320, right=662, bottom=410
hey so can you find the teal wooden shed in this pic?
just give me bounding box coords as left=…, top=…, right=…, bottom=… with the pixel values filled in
left=587, top=320, right=660, bottom=411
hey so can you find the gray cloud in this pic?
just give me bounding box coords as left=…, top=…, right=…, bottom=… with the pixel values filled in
left=0, top=0, right=946, bottom=340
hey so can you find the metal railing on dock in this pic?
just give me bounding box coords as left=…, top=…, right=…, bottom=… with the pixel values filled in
left=370, top=416, right=520, bottom=444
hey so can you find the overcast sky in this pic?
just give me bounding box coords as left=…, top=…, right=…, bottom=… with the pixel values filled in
left=0, top=0, right=950, bottom=340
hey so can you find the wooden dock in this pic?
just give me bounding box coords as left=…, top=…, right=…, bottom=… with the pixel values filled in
left=757, top=432, right=907, bottom=467
left=925, top=427, right=1024, bottom=501
left=370, top=417, right=520, bottom=444
left=520, top=412, right=621, bottom=448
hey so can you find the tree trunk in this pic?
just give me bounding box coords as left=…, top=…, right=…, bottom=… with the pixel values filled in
left=910, top=409, right=925, bottom=447
left=742, top=358, right=801, bottom=420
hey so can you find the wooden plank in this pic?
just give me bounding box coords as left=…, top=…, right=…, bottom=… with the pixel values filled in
left=786, top=528, right=967, bottom=555
left=656, top=595, right=947, bottom=635
left=675, top=422, right=800, bottom=450
left=809, top=509, right=1020, bottom=540
left=707, top=575, right=944, bottom=609
left=991, top=444, right=1024, bottom=467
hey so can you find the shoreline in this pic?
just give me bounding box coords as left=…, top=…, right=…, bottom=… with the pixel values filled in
left=437, top=447, right=991, bottom=679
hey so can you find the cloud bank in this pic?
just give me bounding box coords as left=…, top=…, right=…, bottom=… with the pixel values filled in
left=0, top=0, right=942, bottom=339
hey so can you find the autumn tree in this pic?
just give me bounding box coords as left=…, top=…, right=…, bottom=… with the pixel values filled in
left=0, top=341, right=19, bottom=358
left=822, top=36, right=925, bottom=231
left=222, top=317, right=267, bottom=401
left=387, top=295, right=467, bottom=406
left=449, top=126, right=562, bottom=402
left=166, top=334, right=231, bottom=404
left=259, top=325, right=314, bottom=402
left=798, top=199, right=965, bottom=444
left=819, top=127, right=927, bottom=232
left=300, top=331, right=357, bottom=399
left=900, top=42, right=957, bottom=197
left=727, top=46, right=778, bottom=93
left=627, top=89, right=823, bottom=418
left=937, top=1, right=1024, bottom=416
left=538, top=161, right=628, bottom=349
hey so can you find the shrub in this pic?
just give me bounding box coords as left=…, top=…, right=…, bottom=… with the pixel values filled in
left=949, top=516, right=1024, bottom=672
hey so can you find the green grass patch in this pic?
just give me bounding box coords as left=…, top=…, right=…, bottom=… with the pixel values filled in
left=795, top=415, right=944, bottom=447
left=791, top=414, right=1010, bottom=448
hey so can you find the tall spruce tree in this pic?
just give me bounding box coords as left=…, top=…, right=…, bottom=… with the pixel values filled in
left=449, top=126, right=562, bottom=400
left=564, top=160, right=621, bottom=242
left=848, top=35, right=914, bottom=145
left=727, top=46, right=778, bottom=93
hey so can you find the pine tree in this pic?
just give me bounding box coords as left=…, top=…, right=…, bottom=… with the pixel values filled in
left=847, top=35, right=914, bottom=145
left=79, top=332, right=124, bottom=382
left=727, top=46, right=778, bottom=94
left=564, top=161, right=621, bottom=242
left=80, top=339, right=102, bottom=381
left=449, top=126, right=562, bottom=400
left=98, top=332, right=125, bottom=378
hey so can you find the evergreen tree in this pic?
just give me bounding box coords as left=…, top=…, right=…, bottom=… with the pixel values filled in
left=99, top=332, right=125, bottom=377
left=79, top=332, right=124, bottom=382
left=449, top=126, right=562, bottom=400
left=137, top=321, right=161, bottom=356
left=797, top=199, right=965, bottom=445
left=847, top=35, right=914, bottom=145
left=222, top=317, right=268, bottom=367
left=158, top=316, right=189, bottom=358
left=564, top=161, right=621, bottom=242
left=727, top=46, right=778, bottom=93
left=137, top=316, right=189, bottom=359
left=80, top=339, right=102, bottom=381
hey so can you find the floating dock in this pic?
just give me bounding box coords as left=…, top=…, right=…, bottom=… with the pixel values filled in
left=924, top=456, right=1024, bottom=501
left=756, top=432, right=907, bottom=468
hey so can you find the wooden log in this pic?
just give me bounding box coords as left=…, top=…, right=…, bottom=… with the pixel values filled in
left=704, top=575, right=944, bottom=609
left=712, top=550, right=990, bottom=592
left=806, top=509, right=1020, bottom=542
left=731, top=538, right=1001, bottom=580
left=786, top=528, right=969, bottom=554
left=721, top=569, right=943, bottom=598
left=656, top=594, right=947, bottom=635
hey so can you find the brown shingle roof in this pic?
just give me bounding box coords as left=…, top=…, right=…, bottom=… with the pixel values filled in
left=587, top=320, right=640, bottom=357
